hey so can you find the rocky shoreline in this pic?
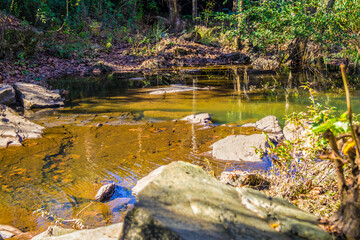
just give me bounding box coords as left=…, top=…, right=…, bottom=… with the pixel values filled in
left=0, top=79, right=336, bottom=240
left=0, top=82, right=64, bottom=147
left=18, top=161, right=330, bottom=240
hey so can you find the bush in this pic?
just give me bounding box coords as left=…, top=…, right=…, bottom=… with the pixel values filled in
left=0, top=11, right=40, bottom=59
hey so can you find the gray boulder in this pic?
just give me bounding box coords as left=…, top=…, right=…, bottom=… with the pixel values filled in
left=242, top=115, right=282, bottom=133
left=180, top=113, right=211, bottom=125
left=212, top=134, right=281, bottom=161
left=283, top=121, right=310, bottom=142
left=14, top=83, right=64, bottom=109
left=31, top=223, right=123, bottom=240
left=132, top=165, right=166, bottom=195
left=95, top=183, right=116, bottom=202
left=0, top=84, right=16, bottom=105
left=0, top=104, right=44, bottom=147
left=122, top=161, right=330, bottom=240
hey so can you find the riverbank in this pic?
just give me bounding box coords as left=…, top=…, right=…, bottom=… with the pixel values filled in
left=0, top=30, right=251, bottom=85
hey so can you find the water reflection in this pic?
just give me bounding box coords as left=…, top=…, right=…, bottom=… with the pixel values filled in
left=1, top=66, right=360, bottom=232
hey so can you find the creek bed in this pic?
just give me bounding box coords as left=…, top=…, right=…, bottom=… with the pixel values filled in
left=0, top=66, right=359, bottom=233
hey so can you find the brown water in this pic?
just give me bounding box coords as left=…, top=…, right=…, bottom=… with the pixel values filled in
left=0, top=66, right=358, bottom=233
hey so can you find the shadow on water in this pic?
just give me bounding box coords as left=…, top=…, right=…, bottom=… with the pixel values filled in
left=1, top=65, right=360, bottom=232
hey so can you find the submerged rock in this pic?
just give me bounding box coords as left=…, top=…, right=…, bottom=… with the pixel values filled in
left=180, top=113, right=211, bottom=125
left=212, top=134, right=281, bottom=162
left=123, top=161, right=330, bottom=240
left=148, top=84, right=199, bottom=95
left=14, top=83, right=64, bottom=109
left=95, top=183, right=116, bottom=202
left=0, top=104, right=44, bottom=147
left=0, top=84, right=16, bottom=105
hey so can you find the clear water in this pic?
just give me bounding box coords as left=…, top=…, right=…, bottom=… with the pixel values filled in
left=0, top=66, right=358, bottom=233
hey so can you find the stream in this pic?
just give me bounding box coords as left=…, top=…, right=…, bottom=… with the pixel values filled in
left=0, top=66, right=359, bottom=233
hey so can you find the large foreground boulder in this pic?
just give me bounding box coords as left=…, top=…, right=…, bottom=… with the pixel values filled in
left=0, top=104, right=44, bottom=147
left=14, top=83, right=64, bottom=109
left=122, top=161, right=330, bottom=240
left=0, top=84, right=16, bottom=105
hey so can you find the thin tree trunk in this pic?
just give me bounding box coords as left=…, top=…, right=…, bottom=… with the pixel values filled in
left=233, top=0, right=242, bottom=50
left=192, top=0, right=198, bottom=23
left=233, top=0, right=239, bottom=12
left=132, top=0, right=138, bottom=19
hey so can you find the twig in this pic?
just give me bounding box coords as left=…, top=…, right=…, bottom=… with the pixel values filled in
left=75, top=202, right=94, bottom=218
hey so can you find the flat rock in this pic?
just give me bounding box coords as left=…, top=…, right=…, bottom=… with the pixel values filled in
left=14, top=82, right=64, bottom=109
left=212, top=134, right=281, bottom=161
left=123, top=161, right=330, bottom=240
left=0, top=104, right=44, bottom=147
left=0, top=225, right=22, bottom=239
left=31, top=223, right=123, bottom=240
left=242, top=115, right=282, bottom=133
left=0, top=84, right=16, bottom=105
left=148, top=84, right=199, bottom=95
left=180, top=113, right=211, bottom=125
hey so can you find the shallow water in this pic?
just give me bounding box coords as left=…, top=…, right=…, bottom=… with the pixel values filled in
left=0, top=66, right=359, bottom=233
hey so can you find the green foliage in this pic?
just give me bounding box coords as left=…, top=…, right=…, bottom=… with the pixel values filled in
left=1, top=0, right=138, bottom=31
left=212, top=0, right=360, bottom=64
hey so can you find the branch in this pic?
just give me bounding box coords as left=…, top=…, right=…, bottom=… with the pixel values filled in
left=341, top=65, right=360, bottom=161
left=323, top=129, right=348, bottom=193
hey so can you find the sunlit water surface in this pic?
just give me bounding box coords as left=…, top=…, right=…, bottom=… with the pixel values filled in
left=1, top=66, right=359, bottom=233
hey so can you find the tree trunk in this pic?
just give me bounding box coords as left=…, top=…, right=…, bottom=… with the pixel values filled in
left=287, top=38, right=307, bottom=69
left=233, top=0, right=243, bottom=50
left=192, top=0, right=198, bottom=23
left=233, top=0, right=239, bottom=12
left=332, top=185, right=360, bottom=239
left=165, top=0, right=184, bottom=33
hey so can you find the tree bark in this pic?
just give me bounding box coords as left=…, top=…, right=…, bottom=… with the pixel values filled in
left=233, top=0, right=239, bottom=12
left=233, top=0, right=243, bottom=50
left=332, top=185, right=360, bottom=239
left=192, top=0, right=198, bottom=23
left=165, top=0, right=184, bottom=33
